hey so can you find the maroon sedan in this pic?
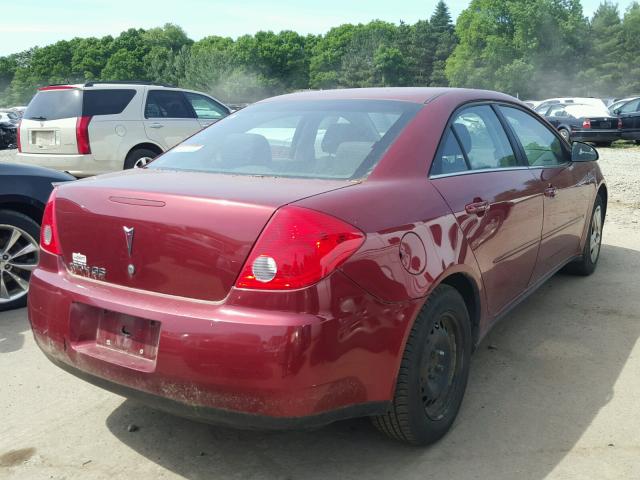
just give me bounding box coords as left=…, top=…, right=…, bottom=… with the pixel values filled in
left=28, top=88, right=606, bottom=445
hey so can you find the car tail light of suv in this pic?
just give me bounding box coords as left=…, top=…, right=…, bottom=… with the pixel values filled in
left=582, top=118, right=591, bottom=129
left=76, top=116, right=92, bottom=154
left=40, top=190, right=61, bottom=255
left=618, top=118, right=623, bottom=129
left=236, top=206, right=365, bottom=290
left=16, top=120, right=22, bottom=152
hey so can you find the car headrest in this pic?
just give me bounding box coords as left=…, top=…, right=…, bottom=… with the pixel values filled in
left=452, top=123, right=472, bottom=155
left=321, top=123, right=375, bottom=155
left=324, top=141, right=372, bottom=177
left=220, top=133, right=272, bottom=168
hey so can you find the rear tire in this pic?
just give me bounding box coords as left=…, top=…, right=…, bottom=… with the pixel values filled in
left=124, top=148, right=159, bottom=170
left=0, top=210, right=40, bottom=312
left=564, top=194, right=604, bottom=276
left=594, top=142, right=611, bottom=147
left=372, top=285, right=472, bottom=445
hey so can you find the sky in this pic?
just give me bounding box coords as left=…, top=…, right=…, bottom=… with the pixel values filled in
left=1, top=0, right=637, bottom=56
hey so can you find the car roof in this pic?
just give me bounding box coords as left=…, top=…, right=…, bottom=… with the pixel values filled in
left=258, top=87, right=520, bottom=105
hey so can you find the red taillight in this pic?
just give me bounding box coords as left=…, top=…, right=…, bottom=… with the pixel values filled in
left=618, top=118, right=623, bottom=129
left=16, top=120, right=22, bottom=152
left=582, top=118, right=591, bottom=129
left=40, top=189, right=61, bottom=255
left=76, top=115, right=92, bottom=154
left=236, top=206, right=365, bottom=290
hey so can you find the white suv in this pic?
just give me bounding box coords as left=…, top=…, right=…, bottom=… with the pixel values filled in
left=15, top=82, right=231, bottom=177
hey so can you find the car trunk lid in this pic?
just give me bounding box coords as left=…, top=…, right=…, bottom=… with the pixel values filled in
left=54, top=169, right=354, bottom=301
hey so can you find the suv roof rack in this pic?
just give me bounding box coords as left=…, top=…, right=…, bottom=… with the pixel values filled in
left=84, top=81, right=176, bottom=88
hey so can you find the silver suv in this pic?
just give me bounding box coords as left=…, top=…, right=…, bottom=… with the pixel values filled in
left=16, top=82, right=231, bottom=177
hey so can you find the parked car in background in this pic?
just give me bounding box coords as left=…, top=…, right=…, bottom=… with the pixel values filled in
left=541, top=103, right=621, bottom=145
left=0, top=163, right=74, bottom=311
left=534, top=97, right=607, bottom=114
left=610, top=97, right=640, bottom=142
left=0, top=112, right=18, bottom=149
left=608, top=96, right=639, bottom=114
left=29, top=88, right=606, bottom=446
left=523, top=100, right=542, bottom=110
left=0, top=110, right=20, bottom=124
left=16, top=82, right=232, bottom=177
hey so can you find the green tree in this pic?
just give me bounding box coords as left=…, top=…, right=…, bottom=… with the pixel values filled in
left=620, top=2, right=640, bottom=93
left=580, top=2, right=623, bottom=96
left=429, top=1, right=457, bottom=86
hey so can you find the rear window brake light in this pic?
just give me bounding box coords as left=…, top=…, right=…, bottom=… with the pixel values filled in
left=38, top=85, right=76, bottom=91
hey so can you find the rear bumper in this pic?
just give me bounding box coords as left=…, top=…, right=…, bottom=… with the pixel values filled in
left=28, top=254, right=415, bottom=427
left=14, top=152, right=101, bottom=177
left=570, top=129, right=621, bottom=143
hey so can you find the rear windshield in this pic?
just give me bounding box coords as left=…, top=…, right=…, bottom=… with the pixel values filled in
left=25, top=89, right=82, bottom=121
left=148, top=99, right=421, bottom=180
left=24, top=88, right=136, bottom=120
left=565, top=105, right=610, bottom=118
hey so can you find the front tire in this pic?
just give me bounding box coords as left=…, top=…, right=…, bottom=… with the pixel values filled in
left=372, top=285, right=472, bottom=445
left=564, top=194, right=604, bottom=276
left=124, top=148, right=159, bottom=170
left=0, top=210, right=40, bottom=311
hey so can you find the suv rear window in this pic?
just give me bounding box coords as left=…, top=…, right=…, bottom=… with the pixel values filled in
left=25, top=89, right=82, bottom=121
left=25, top=88, right=136, bottom=120
left=83, top=89, right=136, bottom=116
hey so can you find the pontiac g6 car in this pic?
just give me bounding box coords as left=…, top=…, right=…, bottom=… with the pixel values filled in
left=28, top=88, right=606, bottom=445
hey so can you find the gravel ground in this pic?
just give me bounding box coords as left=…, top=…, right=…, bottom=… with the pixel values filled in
left=597, top=146, right=640, bottom=226
left=1, top=146, right=640, bottom=479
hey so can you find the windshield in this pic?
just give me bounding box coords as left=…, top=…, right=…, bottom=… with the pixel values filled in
left=565, top=104, right=611, bottom=118
left=148, top=99, right=420, bottom=180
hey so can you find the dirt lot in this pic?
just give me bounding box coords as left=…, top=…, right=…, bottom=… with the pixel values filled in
left=1, top=147, right=640, bottom=479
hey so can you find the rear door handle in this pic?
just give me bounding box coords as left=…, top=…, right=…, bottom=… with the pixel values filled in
left=544, top=185, right=557, bottom=198
left=465, top=200, right=490, bottom=216
left=149, top=123, right=164, bottom=129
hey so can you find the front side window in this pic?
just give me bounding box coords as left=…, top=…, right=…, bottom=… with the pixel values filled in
left=145, top=90, right=193, bottom=119
left=148, top=100, right=420, bottom=180
left=500, top=106, right=567, bottom=167
left=184, top=92, right=228, bottom=120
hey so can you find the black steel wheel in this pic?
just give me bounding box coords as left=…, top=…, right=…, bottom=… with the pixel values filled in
left=372, top=284, right=472, bottom=445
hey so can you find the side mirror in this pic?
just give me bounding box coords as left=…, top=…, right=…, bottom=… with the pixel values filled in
left=613, top=108, right=621, bottom=115
left=571, top=141, right=599, bottom=162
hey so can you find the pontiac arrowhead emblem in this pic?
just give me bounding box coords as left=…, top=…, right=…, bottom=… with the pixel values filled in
left=123, top=226, right=135, bottom=257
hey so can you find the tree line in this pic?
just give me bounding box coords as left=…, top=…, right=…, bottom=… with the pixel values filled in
left=0, top=0, right=638, bottom=107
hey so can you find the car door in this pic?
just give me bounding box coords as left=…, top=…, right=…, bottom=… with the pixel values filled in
left=183, top=92, right=230, bottom=128
left=143, top=89, right=201, bottom=150
left=618, top=98, right=640, bottom=141
left=499, top=105, right=593, bottom=283
left=430, top=104, right=543, bottom=316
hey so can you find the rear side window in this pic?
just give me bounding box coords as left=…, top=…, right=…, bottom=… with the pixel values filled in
left=83, top=89, right=135, bottom=116
left=431, top=127, right=468, bottom=175
left=24, top=89, right=82, bottom=121
left=145, top=90, right=194, bottom=119
left=500, top=106, right=567, bottom=167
